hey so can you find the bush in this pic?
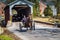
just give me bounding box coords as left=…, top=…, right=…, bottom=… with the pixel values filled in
left=1, top=20, right=7, bottom=27
left=33, top=6, right=37, bottom=17
left=44, top=5, right=53, bottom=17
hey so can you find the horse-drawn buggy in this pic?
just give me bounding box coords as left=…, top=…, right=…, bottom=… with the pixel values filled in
left=19, top=15, right=35, bottom=31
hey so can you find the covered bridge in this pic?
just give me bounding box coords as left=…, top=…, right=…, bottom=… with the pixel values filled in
left=4, top=0, right=34, bottom=26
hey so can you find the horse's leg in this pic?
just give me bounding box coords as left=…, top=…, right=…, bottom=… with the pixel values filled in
left=29, top=23, right=32, bottom=30
left=27, top=27, right=28, bottom=30
left=25, top=23, right=28, bottom=30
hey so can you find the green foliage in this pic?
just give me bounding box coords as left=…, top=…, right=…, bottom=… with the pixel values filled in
left=6, top=0, right=15, bottom=4
left=0, top=35, right=13, bottom=40
left=44, top=5, right=53, bottom=17
left=52, top=0, right=60, bottom=15
left=28, top=0, right=60, bottom=17
left=33, top=5, right=37, bottom=17
left=28, top=0, right=39, bottom=17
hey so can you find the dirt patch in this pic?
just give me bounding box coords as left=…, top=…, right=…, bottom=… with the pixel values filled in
left=2, top=28, right=22, bottom=40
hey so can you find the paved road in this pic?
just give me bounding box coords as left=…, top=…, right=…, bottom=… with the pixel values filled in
left=7, top=22, right=60, bottom=40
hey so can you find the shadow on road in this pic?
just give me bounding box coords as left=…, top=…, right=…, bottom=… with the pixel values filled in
left=15, top=29, right=27, bottom=32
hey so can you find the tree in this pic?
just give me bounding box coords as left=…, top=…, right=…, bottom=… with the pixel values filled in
left=6, top=0, right=15, bottom=4
left=52, top=0, right=60, bottom=15
left=44, top=5, right=53, bottom=17
left=28, top=0, right=39, bottom=17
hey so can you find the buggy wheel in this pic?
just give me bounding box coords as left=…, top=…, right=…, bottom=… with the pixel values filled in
left=32, top=24, right=35, bottom=30
left=19, top=23, right=22, bottom=31
left=30, top=26, right=32, bottom=30
left=32, top=21, right=35, bottom=30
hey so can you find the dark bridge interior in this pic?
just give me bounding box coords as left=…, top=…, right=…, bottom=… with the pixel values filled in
left=12, top=5, right=31, bottom=22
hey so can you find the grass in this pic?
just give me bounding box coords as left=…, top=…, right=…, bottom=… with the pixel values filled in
left=0, top=35, right=13, bottom=40
left=33, top=17, right=60, bottom=24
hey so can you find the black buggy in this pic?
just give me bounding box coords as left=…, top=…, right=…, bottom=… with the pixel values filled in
left=19, top=19, right=35, bottom=31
